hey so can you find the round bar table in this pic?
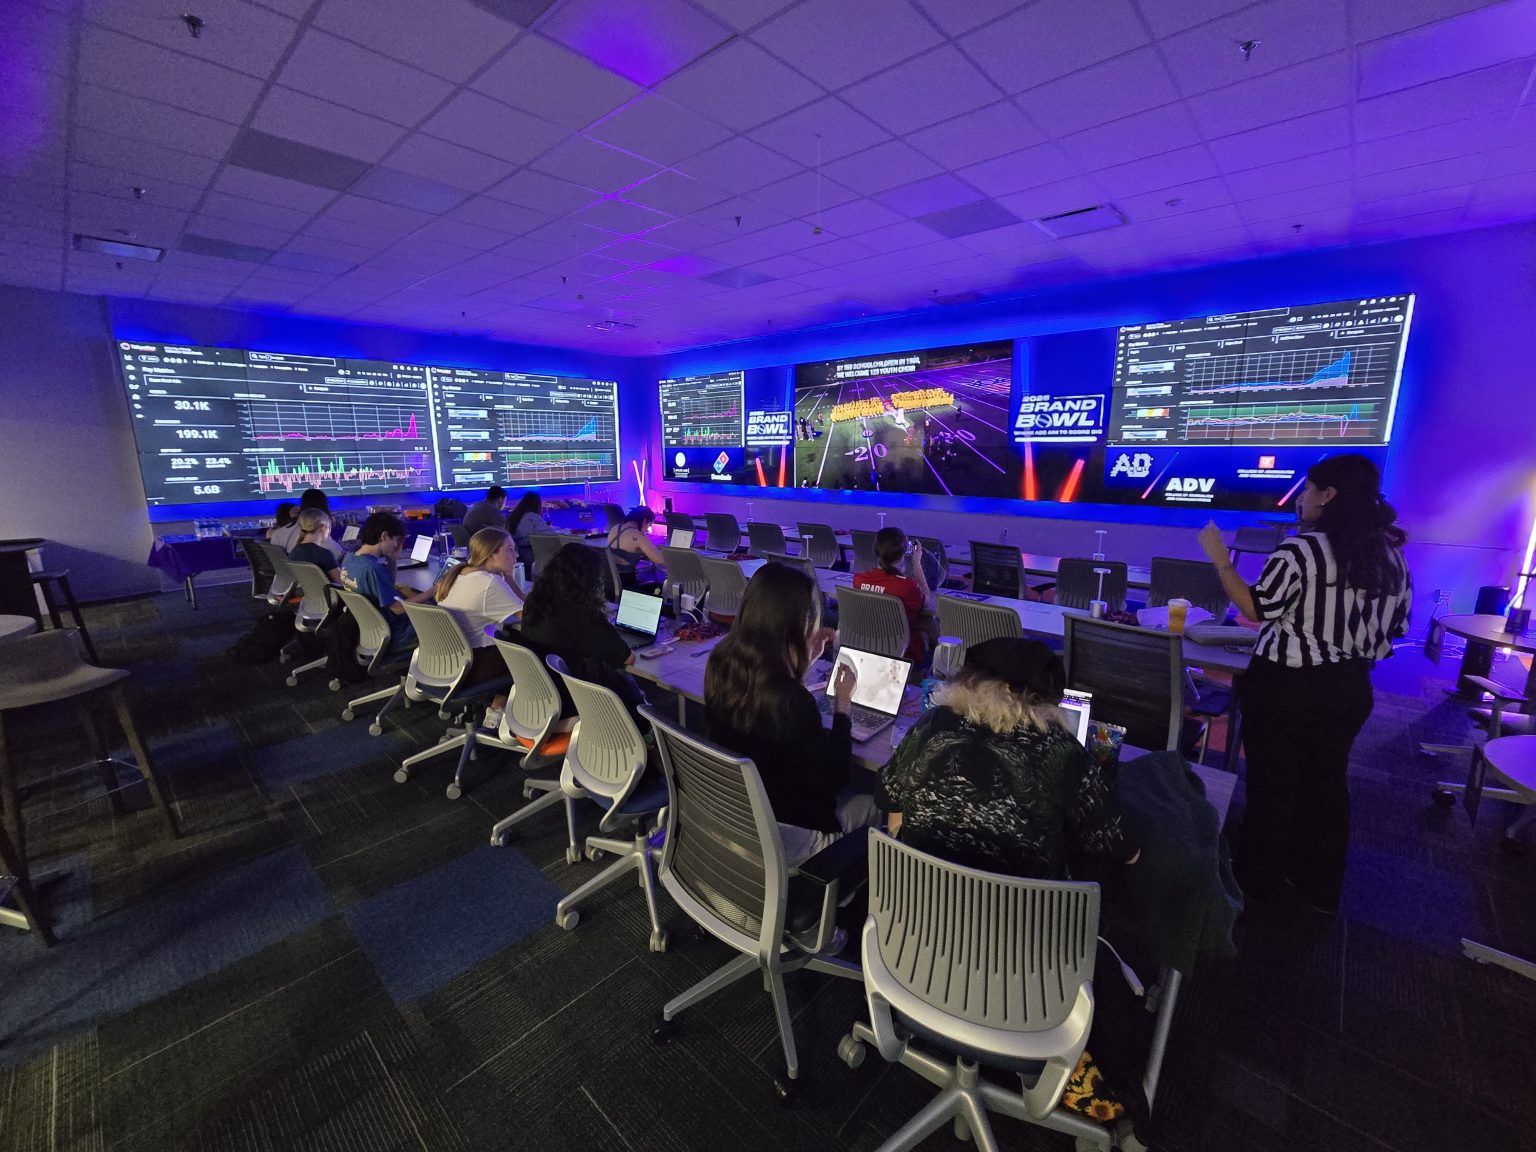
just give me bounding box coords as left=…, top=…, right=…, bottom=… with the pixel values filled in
left=1435, top=614, right=1536, bottom=702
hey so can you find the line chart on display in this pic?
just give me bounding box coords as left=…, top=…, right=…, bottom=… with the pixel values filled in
left=1184, top=345, right=1395, bottom=396
left=1180, top=398, right=1384, bottom=442
left=243, top=399, right=432, bottom=443
left=497, top=409, right=613, bottom=442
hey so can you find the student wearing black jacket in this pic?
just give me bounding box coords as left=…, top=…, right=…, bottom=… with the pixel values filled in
left=704, top=562, right=875, bottom=865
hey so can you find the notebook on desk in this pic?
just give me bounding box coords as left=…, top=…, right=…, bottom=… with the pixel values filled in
left=396, top=535, right=434, bottom=569
left=817, top=647, right=913, bottom=742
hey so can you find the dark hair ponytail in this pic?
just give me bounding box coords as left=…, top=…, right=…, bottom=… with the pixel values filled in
left=1307, top=454, right=1406, bottom=598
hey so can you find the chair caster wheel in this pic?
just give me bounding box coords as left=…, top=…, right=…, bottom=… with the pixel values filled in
left=329, top=679, right=342, bottom=692
left=1431, top=788, right=1455, bottom=807
left=394, top=768, right=409, bottom=784
left=772, top=1074, right=797, bottom=1105
left=285, top=674, right=299, bottom=687
left=650, top=1014, right=679, bottom=1046
left=445, top=783, right=461, bottom=800
left=523, top=785, right=538, bottom=800
left=649, top=930, right=668, bottom=953
left=491, top=831, right=506, bottom=847
left=837, top=1036, right=865, bottom=1069
left=341, top=709, right=355, bottom=721
left=368, top=723, right=383, bottom=736
left=586, top=845, right=605, bottom=862
left=556, top=909, right=579, bottom=930
left=565, top=845, right=582, bottom=865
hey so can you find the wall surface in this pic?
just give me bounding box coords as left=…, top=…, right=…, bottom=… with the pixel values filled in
left=653, top=222, right=1536, bottom=626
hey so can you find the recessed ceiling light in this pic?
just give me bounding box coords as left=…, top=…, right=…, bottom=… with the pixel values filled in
left=588, top=319, right=636, bottom=332
left=73, top=233, right=164, bottom=261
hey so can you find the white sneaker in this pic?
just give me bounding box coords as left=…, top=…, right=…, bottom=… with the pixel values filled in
left=481, top=706, right=504, bottom=732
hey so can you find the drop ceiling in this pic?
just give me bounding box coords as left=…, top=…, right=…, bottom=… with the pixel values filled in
left=2, top=0, right=1533, bottom=354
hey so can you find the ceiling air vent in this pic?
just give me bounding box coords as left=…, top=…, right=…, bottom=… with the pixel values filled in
left=1031, top=204, right=1125, bottom=240
left=73, top=233, right=164, bottom=261
left=588, top=319, right=636, bottom=332
left=932, top=290, right=981, bottom=306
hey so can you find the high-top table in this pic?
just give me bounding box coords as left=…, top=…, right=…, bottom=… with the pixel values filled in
left=1433, top=614, right=1536, bottom=702
left=1460, top=735, right=1536, bottom=982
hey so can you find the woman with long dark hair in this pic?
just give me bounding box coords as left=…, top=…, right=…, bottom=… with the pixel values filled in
left=606, top=506, right=665, bottom=591
left=1197, top=452, right=1412, bottom=912
left=705, top=562, right=871, bottom=865
left=504, top=491, right=550, bottom=569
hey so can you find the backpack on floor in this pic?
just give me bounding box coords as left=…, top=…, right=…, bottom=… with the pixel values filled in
left=323, top=608, right=369, bottom=684
left=226, top=611, right=294, bottom=663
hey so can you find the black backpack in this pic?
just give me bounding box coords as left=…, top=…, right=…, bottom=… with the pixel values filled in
left=226, top=611, right=294, bottom=663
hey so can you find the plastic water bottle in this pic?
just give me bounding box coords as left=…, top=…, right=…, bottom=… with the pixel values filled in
left=920, top=637, right=965, bottom=713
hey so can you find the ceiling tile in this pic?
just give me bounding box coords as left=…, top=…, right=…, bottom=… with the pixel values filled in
left=72, top=130, right=221, bottom=190
left=1206, top=108, right=1352, bottom=172
left=959, top=141, right=1082, bottom=198
left=277, top=28, right=455, bottom=127
left=484, top=168, right=599, bottom=214
left=1354, top=185, right=1474, bottom=224
left=1157, top=0, right=1349, bottom=96
left=72, top=85, right=240, bottom=159
left=530, top=136, right=661, bottom=194
left=911, top=0, right=1029, bottom=36
left=318, top=194, right=435, bottom=234
left=823, top=140, right=942, bottom=195
left=674, top=138, right=801, bottom=194
left=1222, top=147, right=1352, bottom=199
left=1137, top=0, right=1255, bottom=37
left=1116, top=176, right=1234, bottom=221
left=1017, top=48, right=1180, bottom=139
left=916, top=199, right=1021, bottom=239
left=622, top=171, right=731, bottom=216
left=78, top=25, right=265, bottom=123
left=994, top=176, right=1107, bottom=221
left=876, top=174, right=985, bottom=216
left=420, top=91, right=568, bottom=164
left=842, top=46, right=1001, bottom=136
left=571, top=198, right=673, bottom=236
left=200, top=190, right=313, bottom=233
left=901, top=97, right=1044, bottom=170
left=69, top=162, right=203, bottom=211
left=387, top=134, right=517, bottom=193
left=586, top=95, right=733, bottom=166
left=1356, top=1, right=1536, bottom=97
left=1354, top=60, right=1533, bottom=142
left=751, top=0, right=944, bottom=87
left=1354, top=113, right=1511, bottom=174
left=685, top=0, right=799, bottom=30
left=1355, top=155, right=1489, bottom=200
left=540, top=0, right=732, bottom=86
left=598, top=238, right=678, bottom=265
left=352, top=166, right=472, bottom=213
left=961, top=0, right=1148, bottom=93
left=1235, top=180, right=1354, bottom=224
left=473, top=35, right=641, bottom=132
left=1347, top=0, right=1511, bottom=41
left=227, top=128, right=372, bottom=192
left=1058, top=105, right=1204, bottom=170
left=810, top=197, right=908, bottom=236
left=252, top=87, right=407, bottom=162
left=1188, top=53, right=1352, bottom=140
left=312, top=0, right=521, bottom=81
left=82, top=0, right=299, bottom=77
left=189, top=213, right=294, bottom=250
left=445, top=196, right=547, bottom=236
left=211, top=165, right=342, bottom=213
left=745, top=170, right=857, bottom=219
left=1091, top=144, right=1221, bottom=198
left=659, top=40, right=824, bottom=133
left=748, top=99, right=892, bottom=166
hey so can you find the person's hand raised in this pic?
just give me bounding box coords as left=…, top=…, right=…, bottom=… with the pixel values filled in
left=832, top=661, right=858, bottom=714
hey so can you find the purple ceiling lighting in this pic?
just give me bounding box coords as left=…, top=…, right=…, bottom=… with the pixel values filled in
left=0, top=0, right=1532, bottom=352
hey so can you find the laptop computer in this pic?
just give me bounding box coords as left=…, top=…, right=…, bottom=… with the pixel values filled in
left=341, top=524, right=360, bottom=542
left=614, top=589, right=664, bottom=650
left=668, top=527, right=693, bottom=549
left=396, top=534, right=434, bottom=569
left=1057, top=688, right=1093, bottom=745
left=817, top=646, right=913, bottom=742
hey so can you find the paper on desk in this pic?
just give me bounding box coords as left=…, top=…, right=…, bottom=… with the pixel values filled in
left=1135, top=605, right=1214, bottom=631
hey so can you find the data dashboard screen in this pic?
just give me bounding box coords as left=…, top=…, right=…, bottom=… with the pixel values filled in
left=659, top=370, right=744, bottom=482
left=117, top=340, right=619, bottom=505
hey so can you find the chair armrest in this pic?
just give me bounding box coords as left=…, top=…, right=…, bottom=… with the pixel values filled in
left=1465, top=675, right=1526, bottom=706
left=785, top=832, right=869, bottom=955
left=798, top=828, right=869, bottom=888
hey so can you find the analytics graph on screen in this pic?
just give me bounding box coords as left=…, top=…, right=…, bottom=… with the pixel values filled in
left=659, top=370, right=746, bottom=481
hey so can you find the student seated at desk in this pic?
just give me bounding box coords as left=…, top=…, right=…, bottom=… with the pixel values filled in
left=435, top=527, right=525, bottom=730
left=287, top=508, right=342, bottom=581
left=461, top=485, right=507, bottom=535
left=606, top=506, right=665, bottom=592
left=705, top=562, right=878, bottom=867
left=504, top=490, right=555, bottom=569
left=341, top=512, right=433, bottom=650
left=266, top=502, right=297, bottom=542
left=507, top=541, right=648, bottom=722
left=852, top=527, right=937, bottom=662
left=270, top=488, right=331, bottom=551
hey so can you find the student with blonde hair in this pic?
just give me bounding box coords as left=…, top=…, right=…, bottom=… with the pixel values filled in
left=434, top=527, right=527, bottom=729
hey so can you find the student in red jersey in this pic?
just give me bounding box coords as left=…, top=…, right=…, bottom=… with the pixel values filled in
left=852, top=527, right=937, bottom=663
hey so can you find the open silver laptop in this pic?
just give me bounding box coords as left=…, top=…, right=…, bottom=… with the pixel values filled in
left=668, top=527, right=693, bottom=549
left=1057, top=688, right=1093, bottom=745
left=614, top=589, right=664, bottom=650
left=396, top=534, right=434, bottom=569
left=818, top=646, right=913, bottom=742
left=341, top=524, right=360, bottom=543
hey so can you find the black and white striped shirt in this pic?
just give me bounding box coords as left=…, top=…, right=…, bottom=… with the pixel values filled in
left=1251, top=531, right=1411, bottom=668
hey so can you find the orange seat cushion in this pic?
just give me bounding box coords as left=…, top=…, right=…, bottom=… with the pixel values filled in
left=516, top=731, right=571, bottom=757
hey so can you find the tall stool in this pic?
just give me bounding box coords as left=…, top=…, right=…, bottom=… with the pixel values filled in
left=0, top=630, right=179, bottom=868
left=0, top=541, right=98, bottom=663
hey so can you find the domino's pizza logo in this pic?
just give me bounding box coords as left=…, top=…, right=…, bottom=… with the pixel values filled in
left=712, top=451, right=729, bottom=474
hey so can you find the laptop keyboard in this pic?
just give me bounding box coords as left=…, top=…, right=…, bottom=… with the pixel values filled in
left=817, top=697, right=890, bottom=730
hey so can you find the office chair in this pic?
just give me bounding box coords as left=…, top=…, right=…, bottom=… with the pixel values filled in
left=663, top=510, right=696, bottom=543
left=256, top=541, right=298, bottom=603
left=547, top=655, right=670, bottom=951
left=747, top=520, right=789, bottom=558
left=699, top=555, right=747, bottom=620
left=1064, top=616, right=1186, bottom=752
left=1148, top=558, right=1229, bottom=620
left=836, top=585, right=911, bottom=660
left=598, top=502, right=626, bottom=529
left=850, top=528, right=879, bottom=573
left=237, top=536, right=277, bottom=604
left=282, top=561, right=337, bottom=687
left=936, top=594, right=1021, bottom=652
left=797, top=522, right=842, bottom=568
left=840, top=832, right=1117, bottom=1151
left=757, top=550, right=817, bottom=582
left=1055, top=559, right=1129, bottom=613
left=658, top=546, right=709, bottom=609
left=1229, top=523, right=1288, bottom=565
left=703, top=512, right=742, bottom=554
left=332, top=588, right=414, bottom=736
left=912, top=535, right=949, bottom=587
left=394, top=603, right=510, bottom=799
left=487, top=637, right=582, bottom=862
left=968, top=541, right=1027, bottom=599
left=528, top=532, right=569, bottom=580
left=642, top=708, right=865, bottom=1101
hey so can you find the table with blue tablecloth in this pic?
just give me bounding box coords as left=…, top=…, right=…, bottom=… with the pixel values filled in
left=147, top=535, right=245, bottom=608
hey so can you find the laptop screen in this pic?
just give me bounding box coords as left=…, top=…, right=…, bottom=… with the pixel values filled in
left=342, top=525, right=360, bottom=542
left=668, top=527, right=692, bottom=549
left=1058, top=689, right=1093, bottom=745
left=826, top=647, right=912, bottom=716
left=615, top=590, right=662, bottom=637
left=409, top=535, right=434, bottom=563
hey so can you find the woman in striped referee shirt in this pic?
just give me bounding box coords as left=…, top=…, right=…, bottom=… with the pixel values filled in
left=1197, top=454, right=1411, bottom=914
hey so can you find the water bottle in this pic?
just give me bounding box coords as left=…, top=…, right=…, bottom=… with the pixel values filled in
left=921, top=637, right=965, bottom=713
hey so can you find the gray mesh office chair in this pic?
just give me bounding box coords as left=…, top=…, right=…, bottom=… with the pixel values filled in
left=663, top=511, right=696, bottom=543
left=601, top=547, right=627, bottom=602
left=936, top=594, right=1021, bottom=652
left=840, top=832, right=1108, bottom=1151
left=333, top=587, right=413, bottom=736
left=850, top=529, right=879, bottom=573
left=797, top=522, right=842, bottom=568
left=642, top=708, right=864, bottom=1100
left=747, top=520, right=789, bottom=557
left=449, top=524, right=472, bottom=549
left=757, top=550, right=817, bottom=582
left=282, top=561, right=339, bottom=687
left=658, top=546, right=709, bottom=608
left=257, top=541, right=297, bottom=602
left=396, top=603, right=511, bottom=799
left=1148, top=557, right=1229, bottom=619
left=1229, top=523, right=1287, bottom=564
left=529, top=532, right=569, bottom=580
left=968, top=541, right=1026, bottom=599
left=488, top=637, right=583, bottom=862
left=913, top=536, right=949, bottom=587
left=1064, top=616, right=1184, bottom=752
left=238, top=536, right=276, bottom=603
left=837, top=585, right=911, bottom=659
left=703, top=512, right=741, bottom=554
left=598, top=502, right=626, bottom=529
left=547, top=655, right=670, bottom=951
left=699, top=555, right=747, bottom=619
left=1055, top=559, right=1129, bottom=613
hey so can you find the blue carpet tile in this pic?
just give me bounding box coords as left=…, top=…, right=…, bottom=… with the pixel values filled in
left=345, top=843, right=562, bottom=1005
left=247, top=719, right=417, bottom=791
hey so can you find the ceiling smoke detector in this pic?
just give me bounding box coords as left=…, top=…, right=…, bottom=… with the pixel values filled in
left=587, top=319, right=636, bottom=332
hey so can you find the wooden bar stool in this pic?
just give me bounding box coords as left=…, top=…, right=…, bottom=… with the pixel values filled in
left=31, top=569, right=98, bottom=663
